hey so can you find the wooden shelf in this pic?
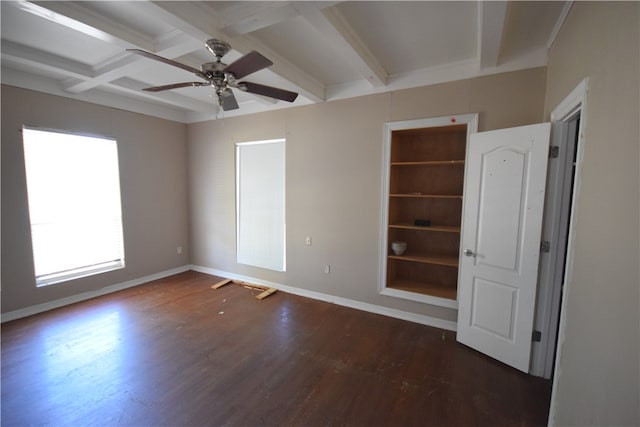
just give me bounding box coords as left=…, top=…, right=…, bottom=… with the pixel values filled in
left=391, top=160, right=464, bottom=166
left=389, top=224, right=460, bottom=233
left=389, top=193, right=462, bottom=199
left=388, top=254, right=458, bottom=267
left=383, top=119, right=469, bottom=305
left=388, top=279, right=457, bottom=300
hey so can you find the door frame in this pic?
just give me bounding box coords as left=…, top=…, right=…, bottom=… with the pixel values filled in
left=530, top=78, right=588, bottom=401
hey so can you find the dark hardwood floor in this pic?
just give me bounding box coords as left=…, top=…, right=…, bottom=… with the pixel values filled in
left=2, top=271, right=551, bottom=426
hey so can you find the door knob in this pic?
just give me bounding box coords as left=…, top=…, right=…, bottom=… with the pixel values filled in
left=463, top=249, right=475, bottom=257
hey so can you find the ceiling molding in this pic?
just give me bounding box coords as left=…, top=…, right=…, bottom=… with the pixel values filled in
left=546, top=1, right=574, bottom=49
left=1, top=67, right=188, bottom=123
left=326, top=58, right=481, bottom=101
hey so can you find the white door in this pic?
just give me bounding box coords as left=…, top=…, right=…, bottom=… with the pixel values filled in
left=457, top=123, right=551, bottom=372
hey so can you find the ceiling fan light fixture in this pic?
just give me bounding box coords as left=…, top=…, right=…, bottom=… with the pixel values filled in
left=205, top=39, right=231, bottom=59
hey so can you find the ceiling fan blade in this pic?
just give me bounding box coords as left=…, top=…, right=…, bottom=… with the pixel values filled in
left=239, top=82, right=298, bottom=102
left=142, top=82, right=209, bottom=92
left=219, top=88, right=239, bottom=111
left=223, top=51, right=273, bottom=79
left=127, top=49, right=206, bottom=79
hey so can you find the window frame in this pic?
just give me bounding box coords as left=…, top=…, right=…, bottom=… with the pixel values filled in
left=21, top=126, right=126, bottom=287
left=235, top=138, right=286, bottom=272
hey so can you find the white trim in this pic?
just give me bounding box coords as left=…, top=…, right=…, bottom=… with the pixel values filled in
left=378, top=114, right=478, bottom=309
left=380, top=287, right=458, bottom=309
left=1, top=265, right=190, bottom=323
left=546, top=1, right=574, bottom=50
left=550, top=78, right=588, bottom=121
left=547, top=78, right=589, bottom=426
left=191, top=265, right=458, bottom=332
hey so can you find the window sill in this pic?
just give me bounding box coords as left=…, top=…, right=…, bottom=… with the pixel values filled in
left=36, top=260, right=125, bottom=287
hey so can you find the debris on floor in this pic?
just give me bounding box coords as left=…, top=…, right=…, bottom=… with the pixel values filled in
left=211, top=278, right=278, bottom=300
left=211, top=279, right=232, bottom=289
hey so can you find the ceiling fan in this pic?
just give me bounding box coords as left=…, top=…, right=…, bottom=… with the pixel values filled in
left=127, top=39, right=299, bottom=111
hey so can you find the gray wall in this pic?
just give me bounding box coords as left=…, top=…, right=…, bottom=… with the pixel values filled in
left=1, top=85, right=190, bottom=313
left=187, top=67, right=547, bottom=324
left=544, top=2, right=640, bottom=425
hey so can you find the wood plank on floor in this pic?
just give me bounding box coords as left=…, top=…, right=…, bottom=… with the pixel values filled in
left=211, top=278, right=232, bottom=289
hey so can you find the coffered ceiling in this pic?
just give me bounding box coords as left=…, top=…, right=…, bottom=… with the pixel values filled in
left=1, top=1, right=571, bottom=123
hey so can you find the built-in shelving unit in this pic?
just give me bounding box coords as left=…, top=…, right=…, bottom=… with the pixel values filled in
left=380, top=115, right=478, bottom=308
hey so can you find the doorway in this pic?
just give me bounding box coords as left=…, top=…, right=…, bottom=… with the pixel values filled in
left=530, top=79, right=588, bottom=380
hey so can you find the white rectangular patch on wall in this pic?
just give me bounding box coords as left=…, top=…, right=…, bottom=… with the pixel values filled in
left=236, top=139, right=286, bottom=272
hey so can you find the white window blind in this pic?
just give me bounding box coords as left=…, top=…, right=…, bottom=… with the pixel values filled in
left=236, top=139, right=286, bottom=272
left=22, top=127, right=125, bottom=286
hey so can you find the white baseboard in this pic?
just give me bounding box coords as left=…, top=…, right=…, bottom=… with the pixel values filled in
left=190, top=265, right=457, bottom=332
left=1, top=265, right=190, bottom=323
left=3, top=265, right=458, bottom=332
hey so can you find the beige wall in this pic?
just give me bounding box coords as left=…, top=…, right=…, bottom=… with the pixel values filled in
left=1, top=85, right=190, bottom=314
left=544, top=2, right=639, bottom=426
left=188, top=67, right=546, bottom=323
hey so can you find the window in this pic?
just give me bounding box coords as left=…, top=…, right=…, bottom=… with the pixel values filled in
left=22, top=127, right=125, bottom=286
left=236, top=139, right=286, bottom=272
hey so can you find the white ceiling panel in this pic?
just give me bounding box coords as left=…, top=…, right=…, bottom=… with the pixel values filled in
left=1, top=3, right=123, bottom=65
left=0, top=1, right=570, bottom=123
left=78, top=1, right=176, bottom=40
left=253, top=15, right=362, bottom=86
left=335, top=1, right=478, bottom=74
left=500, top=1, right=568, bottom=63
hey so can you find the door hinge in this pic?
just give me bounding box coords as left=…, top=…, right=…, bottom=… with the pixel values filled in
left=532, top=330, right=542, bottom=342
left=541, top=240, right=551, bottom=253
left=549, top=146, right=559, bottom=158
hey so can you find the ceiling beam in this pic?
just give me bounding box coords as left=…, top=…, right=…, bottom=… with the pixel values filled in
left=1, top=40, right=93, bottom=80
left=62, top=31, right=201, bottom=94
left=219, top=2, right=300, bottom=37
left=21, top=1, right=201, bottom=94
left=145, top=1, right=326, bottom=103
left=478, top=1, right=508, bottom=69
left=295, top=4, right=387, bottom=87
left=1, top=40, right=213, bottom=113
left=2, top=40, right=215, bottom=111
left=217, top=1, right=341, bottom=37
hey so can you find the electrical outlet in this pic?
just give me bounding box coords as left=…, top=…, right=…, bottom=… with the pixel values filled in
left=305, top=236, right=312, bottom=246
left=177, top=246, right=183, bottom=254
